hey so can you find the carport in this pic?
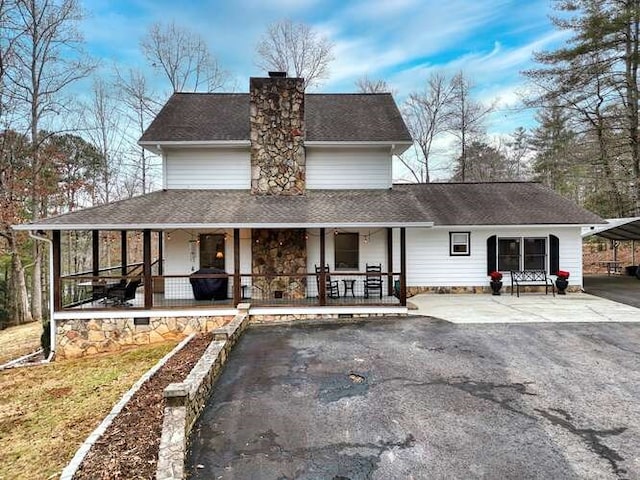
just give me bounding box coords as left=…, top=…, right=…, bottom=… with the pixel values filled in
left=582, top=217, right=640, bottom=307
left=583, top=216, right=640, bottom=269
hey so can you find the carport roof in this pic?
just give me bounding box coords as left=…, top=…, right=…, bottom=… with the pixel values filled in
left=582, top=216, right=640, bottom=240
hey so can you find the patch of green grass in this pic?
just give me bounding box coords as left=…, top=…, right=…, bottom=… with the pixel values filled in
left=0, top=322, right=42, bottom=365
left=0, top=342, right=177, bottom=480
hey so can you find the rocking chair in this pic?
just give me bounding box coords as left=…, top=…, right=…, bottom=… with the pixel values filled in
left=364, top=263, right=383, bottom=299
left=315, top=265, right=340, bottom=298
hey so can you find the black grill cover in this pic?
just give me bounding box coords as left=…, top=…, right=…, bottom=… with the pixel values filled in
left=189, top=268, right=228, bottom=300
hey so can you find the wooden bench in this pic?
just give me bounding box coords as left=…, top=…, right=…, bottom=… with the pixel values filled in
left=510, top=270, right=555, bottom=297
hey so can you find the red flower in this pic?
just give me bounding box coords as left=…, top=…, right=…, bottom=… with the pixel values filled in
left=489, top=271, right=503, bottom=281
left=556, top=270, right=570, bottom=280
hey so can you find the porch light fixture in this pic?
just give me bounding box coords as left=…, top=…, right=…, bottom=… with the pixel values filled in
left=216, top=251, right=224, bottom=259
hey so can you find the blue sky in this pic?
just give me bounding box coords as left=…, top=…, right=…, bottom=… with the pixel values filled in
left=79, top=0, right=565, bottom=178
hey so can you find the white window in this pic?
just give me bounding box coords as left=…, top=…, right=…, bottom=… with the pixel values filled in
left=498, top=237, right=547, bottom=271
left=450, top=232, right=470, bottom=256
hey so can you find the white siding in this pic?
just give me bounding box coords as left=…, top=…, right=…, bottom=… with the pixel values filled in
left=306, top=147, right=392, bottom=189
left=402, top=226, right=584, bottom=288
left=164, top=148, right=250, bottom=189
left=306, top=228, right=389, bottom=296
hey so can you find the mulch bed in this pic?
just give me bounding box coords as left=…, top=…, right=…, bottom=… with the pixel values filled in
left=73, top=333, right=213, bottom=480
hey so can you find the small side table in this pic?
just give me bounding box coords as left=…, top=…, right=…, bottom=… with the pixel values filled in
left=342, top=279, right=356, bottom=297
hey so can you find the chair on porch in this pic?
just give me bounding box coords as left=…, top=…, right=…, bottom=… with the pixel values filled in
left=315, top=265, right=340, bottom=298
left=364, top=263, right=383, bottom=299
left=106, top=278, right=142, bottom=306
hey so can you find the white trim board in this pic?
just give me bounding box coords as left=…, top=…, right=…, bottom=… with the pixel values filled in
left=15, top=222, right=434, bottom=231
left=54, top=308, right=238, bottom=320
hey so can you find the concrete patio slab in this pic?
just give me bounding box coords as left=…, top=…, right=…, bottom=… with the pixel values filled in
left=409, top=293, right=640, bottom=324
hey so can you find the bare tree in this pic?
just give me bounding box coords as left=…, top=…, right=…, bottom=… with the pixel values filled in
left=0, top=0, right=21, bottom=120
left=400, top=73, right=455, bottom=183
left=141, top=21, right=227, bottom=93
left=82, top=77, right=127, bottom=205
left=355, top=75, right=390, bottom=93
left=447, top=72, right=495, bottom=182
left=116, top=67, right=162, bottom=194
left=255, top=19, right=334, bottom=89
left=5, top=0, right=94, bottom=322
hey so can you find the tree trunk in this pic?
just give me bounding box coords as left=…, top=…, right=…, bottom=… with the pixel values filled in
left=8, top=232, right=32, bottom=325
left=625, top=1, right=640, bottom=214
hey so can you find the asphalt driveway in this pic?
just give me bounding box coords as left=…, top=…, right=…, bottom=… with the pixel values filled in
left=187, top=317, right=640, bottom=479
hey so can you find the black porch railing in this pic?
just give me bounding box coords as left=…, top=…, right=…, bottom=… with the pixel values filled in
left=60, top=270, right=406, bottom=310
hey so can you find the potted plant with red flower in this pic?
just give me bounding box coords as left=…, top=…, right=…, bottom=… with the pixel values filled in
left=489, top=271, right=503, bottom=295
left=555, top=270, right=570, bottom=295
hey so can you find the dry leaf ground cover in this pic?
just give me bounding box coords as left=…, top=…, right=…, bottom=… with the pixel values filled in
left=0, top=322, right=42, bottom=365
left=0, top=342, right=177, bottom=480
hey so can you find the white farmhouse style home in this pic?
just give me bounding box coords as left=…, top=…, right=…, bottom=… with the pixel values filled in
left=15, top=72, right=603, bottom=358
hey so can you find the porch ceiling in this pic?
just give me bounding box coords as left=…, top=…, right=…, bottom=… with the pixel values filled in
left=14, top=189, right=434, bottom=231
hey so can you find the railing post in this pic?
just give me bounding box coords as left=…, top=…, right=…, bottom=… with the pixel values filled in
left=400, top=227, right=407, bottom=306
left=233, top=228, right=240, bottom=306
left=143, top=229, right=152, bottom=309
left=319, top=228, right=326, bottom=306
left=52, top=230, right=61, bottom=311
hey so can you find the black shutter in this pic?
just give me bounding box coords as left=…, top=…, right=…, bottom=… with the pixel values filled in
left=549, top=235, right=560, bottom=274
left=487, top=235, right=497, bottom=274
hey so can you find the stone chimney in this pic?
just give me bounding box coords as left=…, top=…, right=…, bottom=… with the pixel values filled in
left=250, top=72, right=305, bottom=195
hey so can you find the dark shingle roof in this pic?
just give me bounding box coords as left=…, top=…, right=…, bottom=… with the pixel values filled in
left=19, top=189, right=432, bottom=229
left=395, top=182, right=604, bottom=225
left=139, top=93, right=412, bottom=143
left=15, top=183, right=603, bottom=231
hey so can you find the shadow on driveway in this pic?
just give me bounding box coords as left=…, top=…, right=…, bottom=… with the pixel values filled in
left=187, top=317, right=639, bottom=479
left=584, top=274, right=640, bottom=308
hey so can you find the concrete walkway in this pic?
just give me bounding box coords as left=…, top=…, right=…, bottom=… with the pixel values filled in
left=409, top=292, right=640, bottom=323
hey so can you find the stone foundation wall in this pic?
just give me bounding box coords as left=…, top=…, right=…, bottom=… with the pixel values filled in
left=56, top=315, right=233, bottom=359
left=250, top=312, right=397, bottom=324
left=250, top=76, right=305, bottom=195
left=407, top=285, right=582, bottom=296
left=252, top=229, right=307, bottom=300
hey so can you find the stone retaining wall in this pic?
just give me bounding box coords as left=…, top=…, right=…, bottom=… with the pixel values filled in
left=249, top=312, right=392, bottom=324
left=56, top=315, right=233, bottom=359
left=156, top=305, right=250, bottom=480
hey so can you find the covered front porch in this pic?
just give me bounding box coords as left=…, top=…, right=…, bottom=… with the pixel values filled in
left=52, top=226, right=409, bottom=313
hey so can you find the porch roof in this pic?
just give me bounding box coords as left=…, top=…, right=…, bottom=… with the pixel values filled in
left=14, top=189, right=434, bottom=231
left=395, top=182, right=604, bottom=226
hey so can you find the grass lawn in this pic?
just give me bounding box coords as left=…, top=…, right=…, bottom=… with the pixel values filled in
left=0, top=341, right=178, bottom=480
left=0, top=322, right=42, bottom=365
